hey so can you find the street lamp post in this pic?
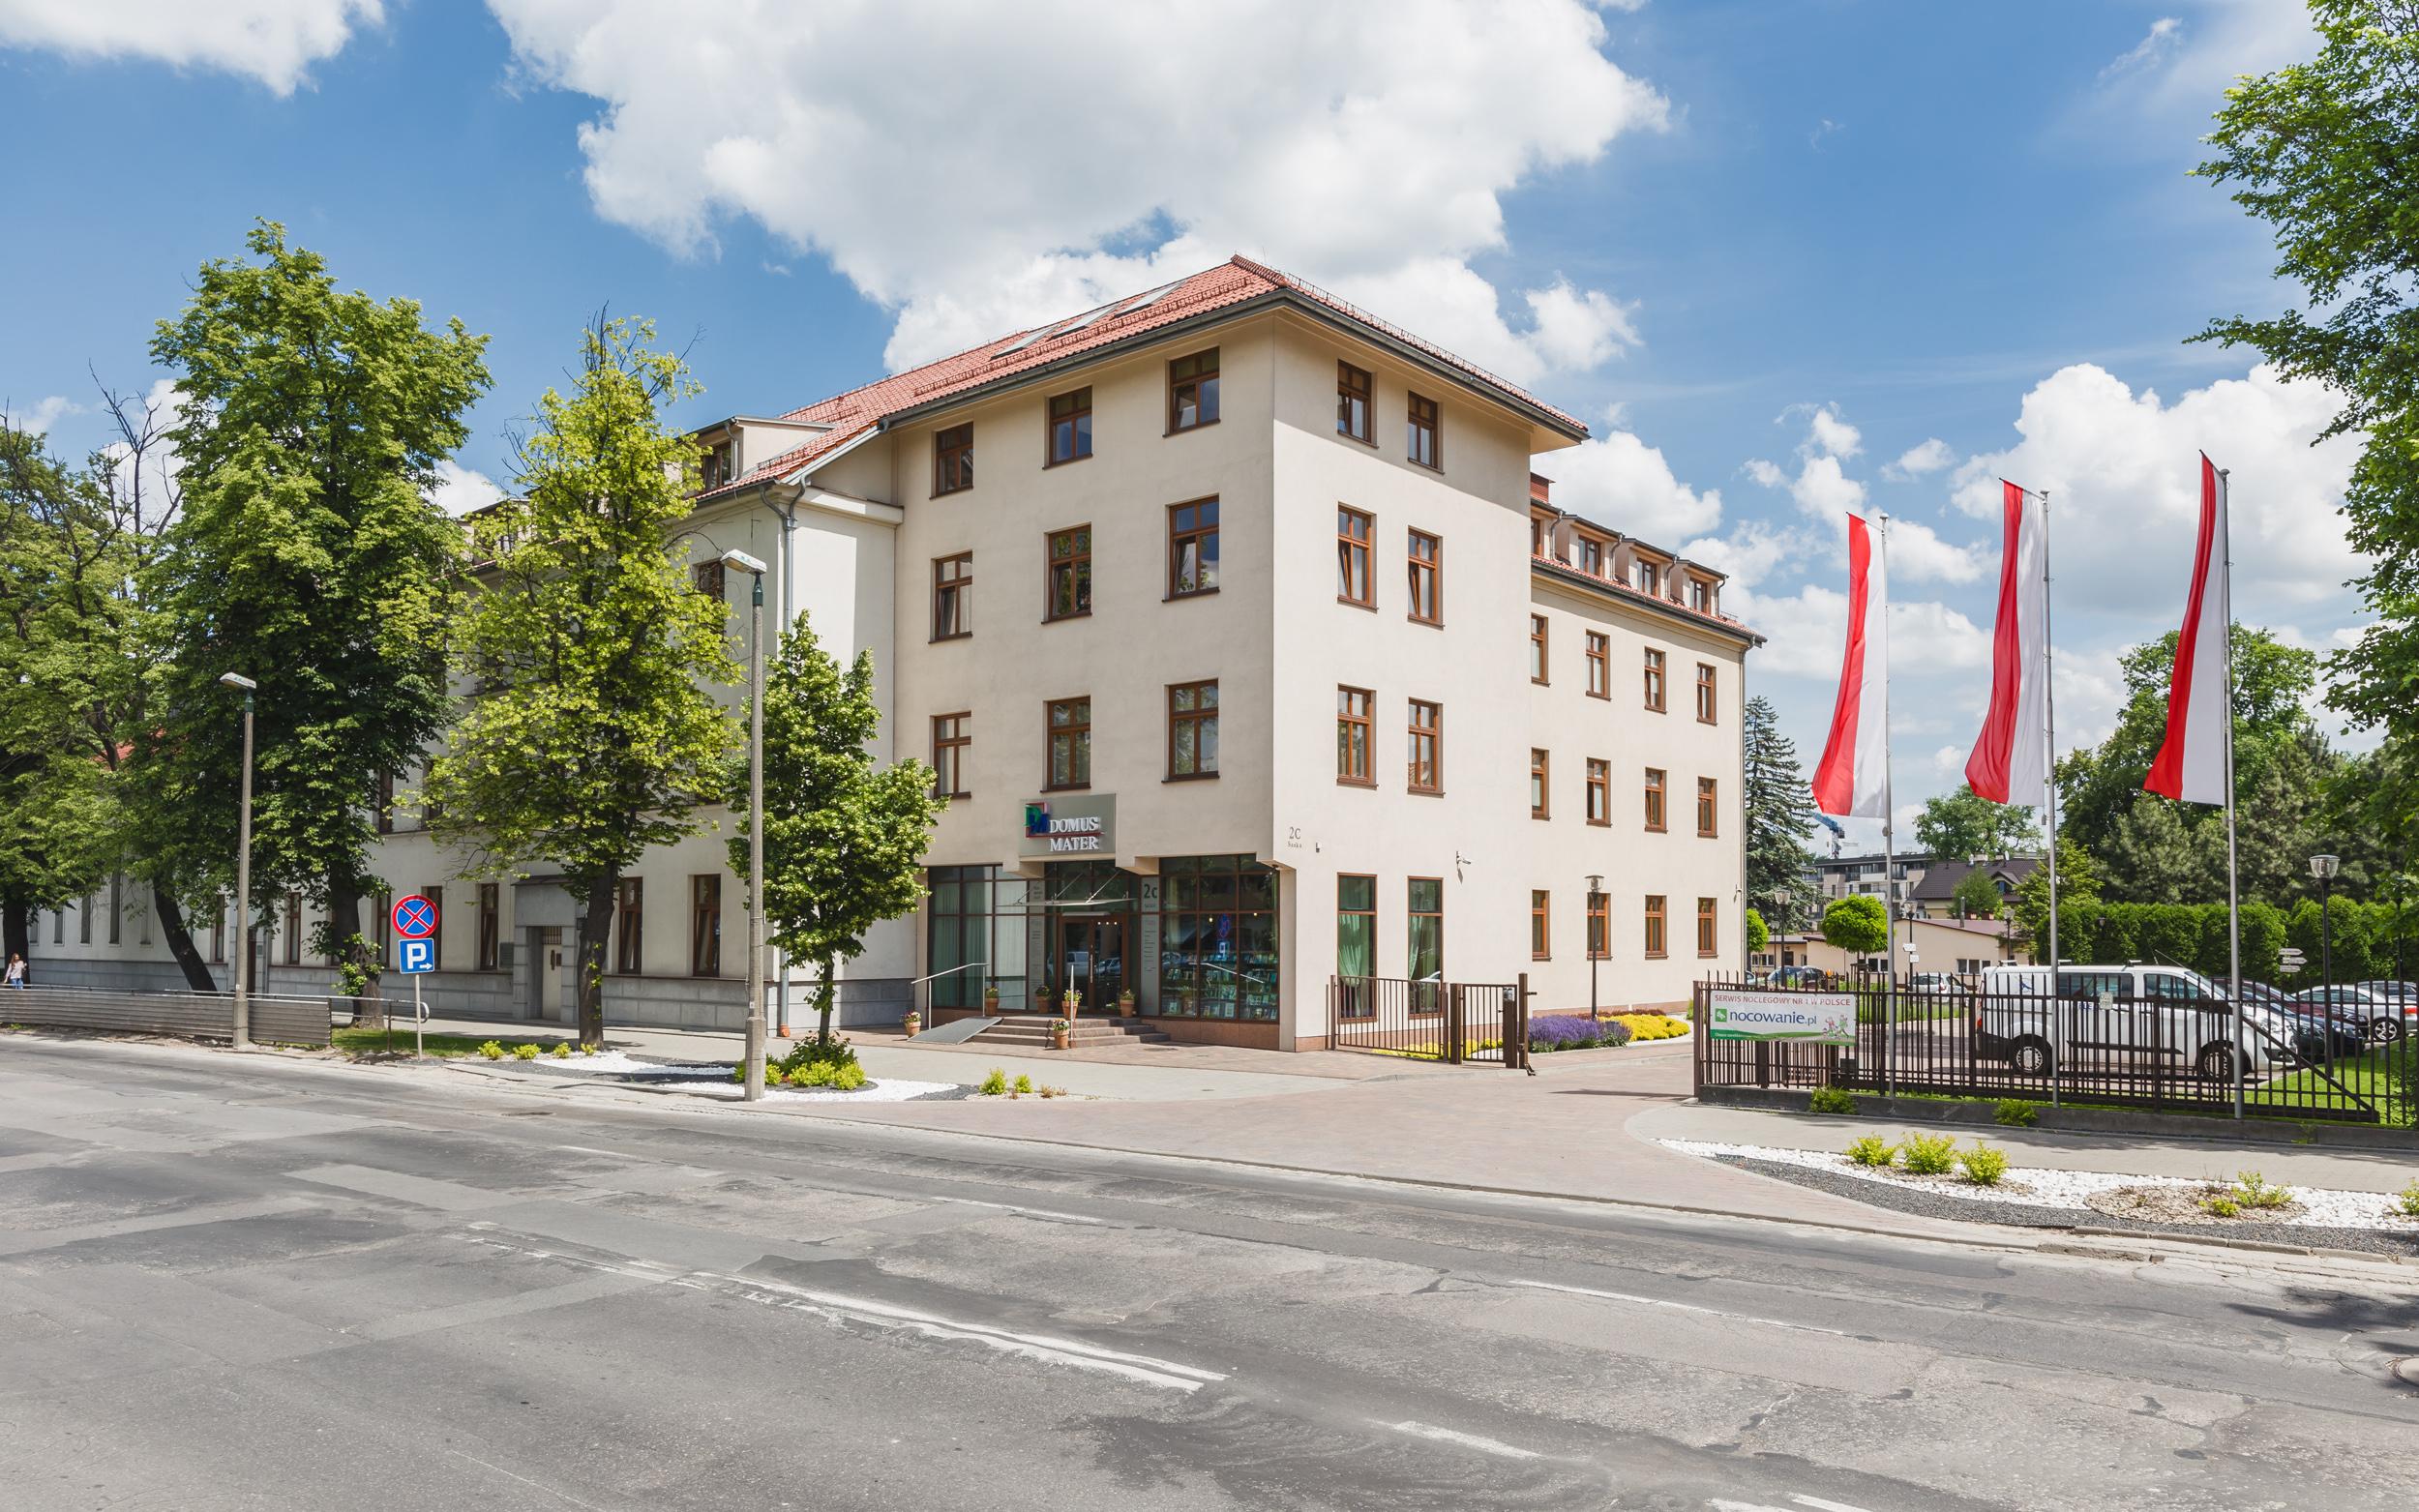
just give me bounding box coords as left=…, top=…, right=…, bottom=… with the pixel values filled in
left=2310, top=853, right=2340, bottom=996
left=1586, top=874, right=1603, bottom=1021
left=219, top=672, right=257, bottom=1050
left=723, top=550, right=770, bottom=1101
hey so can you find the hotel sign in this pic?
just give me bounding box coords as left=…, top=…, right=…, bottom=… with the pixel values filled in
left=1706, top=988, right=1855, bottom=1045
left=1021, top=794, right=1116, bottom=857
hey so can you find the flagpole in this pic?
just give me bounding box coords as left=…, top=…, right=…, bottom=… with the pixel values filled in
left=1877, top=512, right=1896, bottom=1097
left=2220, top=463, right=2243, bottom=1119
left=2039, top=488, right=2061, bottom=1109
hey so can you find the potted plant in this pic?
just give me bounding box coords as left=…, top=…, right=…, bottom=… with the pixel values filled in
left=982, top=983, right=1000, bottom=1016
left=902, top=1008, right=921, bottom=1039
left=1061, top=985, right=1081, bottom=1020
left=1050, top=1017, right=1071, bottom=1051
left=1117, top=988, right=1135, bottom=1016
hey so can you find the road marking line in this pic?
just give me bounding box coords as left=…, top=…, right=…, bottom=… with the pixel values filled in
left=1385, top=1421, right=1542, bottom=1460
left=1793, top=1496, right=1882, bottom=1512
left=941, top=1197, right=1105, bottom=1226
left=448, top=1449, right=612, bottom=1510
left=1709, top=1501, right=1792, bottom=1512
left=551, top=1144, right=626, bottom=1158
left=1499, top=1278, right=1855, bottom=1340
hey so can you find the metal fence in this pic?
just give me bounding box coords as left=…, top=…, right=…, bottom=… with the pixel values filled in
left=1693, top=971, right=2415, bottom=1128
left=1328, top=975, right=1529, bottom=1067
left=0, top=984, right=333, bottom=1048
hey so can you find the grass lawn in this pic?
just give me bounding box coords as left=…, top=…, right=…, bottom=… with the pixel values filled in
left=332, top=1025, right=585, bottom=1059
left=2246, top=1045, right=2416, bottom=1125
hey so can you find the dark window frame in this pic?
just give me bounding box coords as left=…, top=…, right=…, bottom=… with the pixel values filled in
left=1407, top=391, right=1441, bottom=470
left=1167, top=496, right=1220, bottom=599
left=1337, top=361, right=1373, bottom=443
left=1584, top=632, right=1610, bottom=698
left=1044, top=524, right=1092, bottom=621
left=1697, top=776, right=1719, bottom=838
left=1585, top=757, right=1611, bottom=826
left=615, top=877, right=644, bottom=975
left=1407, top=698, right=1443, bottom=795
left=1696, top=662, right=1718, bottom=724
left=1530, top=614, right=1548, bottom=684
left=1407, top=876, right=1445, bottom=1007
left=1046, top=697, right=1091, bottom=791
left=932, top=713, right=971, bottom=799
left=934, top=422, right=974, bottom=495
left=1697, top=897, right=1719, bottom=958
left=477, top=882, right=500, bottom=971
left=1645, top=767, right=1668, bottom=832
left=1167, top=679, right=1220, bottom=780
left=1645, top=894, right=1668, bottom=960
left=1336, top=506, right=1374, bottom=608
left=1530, top=748, right=1550, bottom=820
left=1167, top=347, right=1220, bottom=433
left=1337, top=685, right=1375, bottom=787
left=1407, top=529, right=1442, bottom=626
left=933, top=551, right=973, bottom=641
left=690, top=875, right=722, bottom=978
left=1644, top=647, right=1667, bottom=712
left=1046, top=386, right=1093, bottom=466
left=1531, top=888, right=1551, bottom=962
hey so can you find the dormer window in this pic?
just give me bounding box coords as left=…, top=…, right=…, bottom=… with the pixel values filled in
left=701, top=437, right=736, bottom=490
left=1636, top=561, right=1659, bottom=596
left=1689, top=578, right=1712, bottom=612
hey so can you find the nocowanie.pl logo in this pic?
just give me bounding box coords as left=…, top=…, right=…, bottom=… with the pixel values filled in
left=1714, top=1007, right=1728, bottom=1022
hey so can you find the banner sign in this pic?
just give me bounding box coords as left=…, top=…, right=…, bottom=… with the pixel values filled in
left=1708, top=988, right=1856, bottom=1045
left=1020, top=794, right=1116, bottom=857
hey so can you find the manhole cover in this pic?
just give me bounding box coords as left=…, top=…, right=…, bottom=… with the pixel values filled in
left=2394, top=1358, right=2419, bottom=1388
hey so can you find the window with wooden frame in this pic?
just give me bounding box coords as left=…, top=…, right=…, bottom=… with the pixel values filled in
left=1407, top=698, right=1442, bottom=793
left=1407, top=392, right=1440, bottom=469
left=1644, top=895, right=1668, bottom=959
left=1406, top=530, right=1442, bottom=625
left=1335, top=506, right=1374, bottom=607
left=375, top=771, right=395, bottom=834
left=1407, top=878, right=1444, bottom=1001
left=1167, top=680, right=1219, bottom=778
left=933, top=552, right=972, bottom=640
left=1045, top=525, right=1091, bottom=620
left=1168, top=348, right=1219, bottom=431
left=1585, top=758, right=1611, bottom=825
left=282, top=892, right=300, bottom=964
left=931, top=714, right=971, bottom=798
left=1690, top=578, right=1712, bottom=612
left=1576, top=535, right=1603, bottom=577
left=1046, top=386, right=1092, bottom=464
left=1635, top=559, right=1660, bottom=596
left=1643, top=647, right=1667, bottom=711
left=1046, top=697, right=1090, bottom=790
left=1168, top=497, right=1219, bottom=597
left=700, top=438, right=735, bottom=491
left=1584, top=632, right=1610, bottom=698
left=614, top=877, right=643, bottom=974
left=1696, top=662, right=1717, bottom=724
left=690, top=875, right=721, bottom=977
left=1336, top=875, right=1376, bottom=986
left=934, top=423, right=973, bottom=495
left=1587, top=891, right=1608, bottom=961
left=1336, top=361, right=1372, bottom=442
left=1530, top=748, right=1550, bottom=819
left=1697, top=776, right=1718, bottom=837
left=692, top=559, right=727, bottom=601
left=1697, top=897, right=1718, bottom=957
left=477, top=882, right=500, bottom=971
left=1529, top=614, right=1549, bottom=683
left=1336, top=686, right=1374, bottom=786
left=1531, top=889, right=1551, bottom=960
left=209, top=907, right=224, bottom=963
left=1644, top=767, right=1667, bottom=831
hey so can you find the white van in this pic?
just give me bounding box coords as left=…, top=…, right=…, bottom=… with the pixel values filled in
left=1974, top=964, right=2287, bottom=1080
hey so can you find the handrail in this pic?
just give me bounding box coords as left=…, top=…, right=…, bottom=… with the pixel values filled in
left=909, top=961, right=987, bottom=988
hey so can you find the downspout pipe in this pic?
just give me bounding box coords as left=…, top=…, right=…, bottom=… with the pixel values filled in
left=762, top=481, right=803, bottom=1036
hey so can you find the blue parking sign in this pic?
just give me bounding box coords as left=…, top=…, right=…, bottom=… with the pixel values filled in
left=397, top=937, right=435, bottom=974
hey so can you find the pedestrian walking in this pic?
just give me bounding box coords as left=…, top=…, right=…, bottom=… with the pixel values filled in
left=4, top=952, right=25, bottom=989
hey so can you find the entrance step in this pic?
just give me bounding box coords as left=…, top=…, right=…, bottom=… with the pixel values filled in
left=968, top=1015, right=1174, bottom=1049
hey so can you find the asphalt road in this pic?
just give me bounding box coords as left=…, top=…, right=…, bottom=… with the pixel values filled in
left=2, top=1036, right=2414, bottom=1512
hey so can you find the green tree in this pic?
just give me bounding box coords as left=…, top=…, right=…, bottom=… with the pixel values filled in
left=1950, top=868, right=2004, bottom=921
left=1743, top=696, right=1817, bottom=929
left=1745, top=907, right=1770, bottom=956
left=1914, top=785, right=2039, bottom=861
left=2194, top=3, right=2419, bottom=804
left=733, top=614, right=942, bottom=1047
left=428, top=316, right=734, bottom=1048
left=2012, top=838, right=2101, bottom=964
left=145, top=222, right=490, bottom=1015
left=1820, top=895, right=1888, bottom=957
left=2097, top=795, right=2225, bottom=904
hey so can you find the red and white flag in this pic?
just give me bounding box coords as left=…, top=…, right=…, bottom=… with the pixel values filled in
left=1812, top=512, right=1888, bottom=818
left=1965, top=481, right=2049, bottom=808
left=2144, top=456, right=2231, bottom=805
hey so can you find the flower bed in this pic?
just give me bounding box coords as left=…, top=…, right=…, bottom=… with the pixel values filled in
left=1528, top=1015, right=1634, bottom=1052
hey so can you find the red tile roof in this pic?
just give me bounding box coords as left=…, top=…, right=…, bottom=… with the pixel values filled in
left=701, top=255, right=1587, bottom=502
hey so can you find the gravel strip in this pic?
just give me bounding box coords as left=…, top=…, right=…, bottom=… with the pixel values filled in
left=1704, top=1154, right=2419, bottom=1258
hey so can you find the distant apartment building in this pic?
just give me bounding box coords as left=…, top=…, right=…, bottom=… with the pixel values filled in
left=31, top=257, right=1759, bottom=1049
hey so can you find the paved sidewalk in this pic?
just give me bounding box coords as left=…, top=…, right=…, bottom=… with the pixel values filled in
left=1632, top=1100, right=2419, bottom=1196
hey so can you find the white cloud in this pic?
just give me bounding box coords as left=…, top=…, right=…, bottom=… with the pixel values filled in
left=1883, top=517, right=1986, bottom=585
left=1747, top=401, right=1979, bottom=582
left=429, top=460, right=504, bottom=518
left=2100, top=15, right=2183, bottom=80
left=0, top=0, right=380, bottom=94
left=486, top=0, right=1669, bottom=378
left=1950, top=362, right=2364, bottom=614
left=1, top=394, right=82, bottom=435
left=1543, top=415, right=1724, bottom=544
left=1884, top=437, right=1956, bottom=481
left=1803, top=403, right=1862, bottom=461
left=1728, top=581, right=1990, bottom=680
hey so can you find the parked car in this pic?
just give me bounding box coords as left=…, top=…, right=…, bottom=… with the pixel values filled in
left=1974, top=964, right=2287, bottom=1079
left=2240, top=979, right=2364, bottom=1062
left=1907, top=971, right=1960, bottom=993
left=2292, top=983, right=2404, bottom=1044
left=1767, top=965, right=1835, bottom=991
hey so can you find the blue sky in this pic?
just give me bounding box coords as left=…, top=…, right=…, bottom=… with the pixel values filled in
left=0, top=1, right=2363, bottom=845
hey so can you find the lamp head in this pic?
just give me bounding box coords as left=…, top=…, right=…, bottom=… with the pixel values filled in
left=2310, top=853, right=2341, bottom=881
left=719, top=548, right=767, bottom=576
left=218, top=672, right=257, bottom=692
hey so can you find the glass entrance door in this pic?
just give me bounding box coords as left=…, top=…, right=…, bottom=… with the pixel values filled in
left=1051, top=917, right=1126, bottom=1015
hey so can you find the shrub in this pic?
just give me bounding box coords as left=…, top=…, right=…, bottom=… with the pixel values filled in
left=829, top=1062, right=866, bottom=1091
left=477, top=1040, right=505, bottom=1060
left=1957, top=1143, right=2010, bottom=1186
left=1808, top=1086, right=1859, bottom=1115
left=512, top=1043, right=540, bottom=1060
left=977, top=1068, right=1008, bottom=1096
left=580, top=1042, right=600, bottom=1055
left=1843, top=1135, right=1896, bottom=1168
left=551, top=1043, right=572, bottom=1058
left=1899, top=1132, right=1958, bottom=1175
left=1992, top=1098, right=2039, bottom=1128
left=1038, top=1084, right=1064, bottom=1099
left=1013, top=1074, right=1033, bottom=1094
left=2229, top=1171, right=2294, bottom=1210
left=1528, top=1015, right=1630, bottom=1052
left=1610, top=1013, right=1687, bottom=1042
left=2201, top=1193, right=2242, bottom=1217
left=2395, top=1180, right=2419, bottom=1219
left=775, top=1037, right=859, bottom=1079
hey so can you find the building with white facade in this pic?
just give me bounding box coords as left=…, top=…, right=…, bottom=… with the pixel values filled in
left=29, top=258, right=1759, bottom=1050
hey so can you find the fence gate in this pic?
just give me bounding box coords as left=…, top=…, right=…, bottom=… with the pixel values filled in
left=1327, top=975, right=1530, bottom=1068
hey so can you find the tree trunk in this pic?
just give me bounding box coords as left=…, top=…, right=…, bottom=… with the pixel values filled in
left=326, top=880, right=383, bottom=1028
left=816, top=954, right=838, bottom=1045
left=3, top=902, right=29, bottom=978
left=576, top=872, right=616, bottom=1049
left=150, top=883, right=220, bottom=992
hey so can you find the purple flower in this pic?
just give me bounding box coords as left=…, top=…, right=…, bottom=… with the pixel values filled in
left=1527, top=1015, right=1633, bottom=1051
